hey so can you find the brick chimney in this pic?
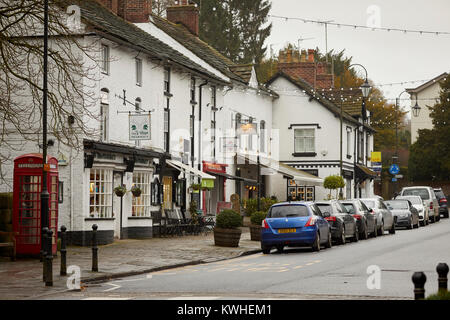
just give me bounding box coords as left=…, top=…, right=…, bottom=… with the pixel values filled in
left=278, top=48, right=333, bottom=89
left=96, top=0, right=151, bottom=23
left=166, top=1, right=199, bottom=36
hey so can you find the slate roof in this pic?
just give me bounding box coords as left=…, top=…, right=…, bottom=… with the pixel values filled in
left=74, top=0, right=228, bottom=84
left=149, top=13, right=277, bottom=96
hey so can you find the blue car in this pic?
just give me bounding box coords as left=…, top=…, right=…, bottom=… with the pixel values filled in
left=261, top=201, right=332, bottom=254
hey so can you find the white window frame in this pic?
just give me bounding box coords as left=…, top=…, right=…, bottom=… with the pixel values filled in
left=260, top=120, right=266, bottom=153
left=135, top=58, right=142, bottom=86
left=89, top=169, right=113, bottom=218
left=346, top=127, right=352, bottom=157
left=294, top=128, right=315, bottom=153
left=132, top=172, right=151, bottom=217
left=100, top=89, right=109, bottom=142
left=101, top=44, right=110, bottom=75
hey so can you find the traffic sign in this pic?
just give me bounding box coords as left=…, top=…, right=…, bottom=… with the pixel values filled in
left=392, top=178, right=397, bottom=182
left=395, top=174, right=403, bottom=179
left=389, top=164, right=400, bottom=175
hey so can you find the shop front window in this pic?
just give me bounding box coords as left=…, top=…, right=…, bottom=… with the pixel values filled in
left=162, top=176, right=173, bottom=210
left=89, top=169, right=113, bottom=218
left=132, top=172, right=151, bottom=217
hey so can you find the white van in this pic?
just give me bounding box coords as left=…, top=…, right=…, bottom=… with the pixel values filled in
left=400, top=187, right=440, bottom=223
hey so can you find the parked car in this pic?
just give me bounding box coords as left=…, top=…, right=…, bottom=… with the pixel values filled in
left=395, top=195, right=429, bottom=226
left=385, top=200, right=420, bottom=229
left=341, top=199, right=377, bottom=239
left=315, top=200, right=358, bottom=245
left=400, top=186, right=440, bottom=223
left=359, top=198, right=395, bottom=235
left=261, top=201, right=332, bottom=254
left=434, top=188, right=449, bottom=218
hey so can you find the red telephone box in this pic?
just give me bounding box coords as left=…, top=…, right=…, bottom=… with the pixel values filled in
left=13, top=154, right=59, bottom=256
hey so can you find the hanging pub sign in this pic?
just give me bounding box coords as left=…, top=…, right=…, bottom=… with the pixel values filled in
left=129, top=113, right=151, bottom=140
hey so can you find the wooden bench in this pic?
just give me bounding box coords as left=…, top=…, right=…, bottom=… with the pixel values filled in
left=0, top=231, right=18, bottom=261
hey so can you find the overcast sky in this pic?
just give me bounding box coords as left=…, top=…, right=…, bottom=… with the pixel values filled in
left=266, top=0, right=450, bottom=111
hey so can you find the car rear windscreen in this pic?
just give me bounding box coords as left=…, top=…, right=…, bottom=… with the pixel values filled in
left=434, top=190, right=445, bottom=199
left=402, top=188, right=430, bottom=200
left=316, top=204, right=332, bottom=214
left=399, top=197, right=421, bottom=205
left=268, top=205, right=309, bottom=218
left=385, top=201, right=409, bottom=210
left=342, top=204, right=356, bottom=214
left=360, top=200, right=375, bottom=209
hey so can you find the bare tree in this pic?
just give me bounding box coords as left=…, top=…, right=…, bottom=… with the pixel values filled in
left=152, top=0, right=176, bottom=17
left=0, top=0, right=100, bottom=184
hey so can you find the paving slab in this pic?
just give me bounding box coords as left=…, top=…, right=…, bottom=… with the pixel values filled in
left=0, top=228, right=260, bottom=300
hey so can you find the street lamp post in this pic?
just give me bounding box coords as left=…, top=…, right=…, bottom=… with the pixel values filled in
left=41, top=0, right=50, bottom=263
left=345, top=64, right=371, bottom=199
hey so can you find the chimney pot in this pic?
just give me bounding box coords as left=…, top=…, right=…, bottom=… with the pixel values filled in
left=307, top=49, right=315, bottom=62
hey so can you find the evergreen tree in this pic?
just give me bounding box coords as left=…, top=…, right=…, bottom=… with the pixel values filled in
left=409, top=76, right=450, bottom=181
left=194, top=0, right=272, bottom=64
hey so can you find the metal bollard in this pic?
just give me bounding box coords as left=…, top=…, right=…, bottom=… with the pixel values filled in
left=60, top=225, right=67, bottom=276
left=92, top=224, right=98, bottom=272
left=45, top=228, right=53, bottom=286
left=412, top=271, right=427, bottom=300
left=436, top=263, right=449, bottom=293
left=42, top=227, right=48, bottom=282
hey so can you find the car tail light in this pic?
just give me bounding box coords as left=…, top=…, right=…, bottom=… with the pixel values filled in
left=430, top=203, right=433, bottom=210
left=325, top=216, right=337, bottom=222
left=353, top=214, right=362, bottom=220
left=305, top=216, right=317, bottom=227
left=262, top=219, right=269, bottom=229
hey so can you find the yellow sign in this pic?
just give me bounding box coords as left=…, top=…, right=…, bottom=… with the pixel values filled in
left=371, top=152, right=381, bottom=162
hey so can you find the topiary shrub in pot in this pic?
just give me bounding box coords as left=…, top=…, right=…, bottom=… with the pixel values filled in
left=214, top=209, right=243, bottom=247
left=249, top=211, right=267, bottom=241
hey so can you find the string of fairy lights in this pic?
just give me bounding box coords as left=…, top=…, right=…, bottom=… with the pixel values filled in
left=268, top=14, right=450, bottom=36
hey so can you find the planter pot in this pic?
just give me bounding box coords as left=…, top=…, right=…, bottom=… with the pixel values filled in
left=114, top=190, right=125, bottom=197
left=249, top=225, right=262, bottom=241
left=131, top=190, right=142, bottom=197
left=213, top=227, right=242, bottom=247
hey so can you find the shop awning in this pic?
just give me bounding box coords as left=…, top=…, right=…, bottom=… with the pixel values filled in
left=166, top=159, right=216, bottom=180
left=237, top=153, right=324, bottom=186
left=355, top=164, right=378, bottom=180
left=205, top=170, right=258, bottom=184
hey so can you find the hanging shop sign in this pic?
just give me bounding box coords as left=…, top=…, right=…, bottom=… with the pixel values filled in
left=129, top=114, right=151, bottom=140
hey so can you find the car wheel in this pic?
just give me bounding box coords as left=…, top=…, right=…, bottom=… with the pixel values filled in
left=339, top=227, right=346, bottom=245
left=312, top=232, right=320, bottom=252
left=378, top=221, right=384, bottom=236
left=261, top=245, right=271, bottom=254
left=372, top=223, right=377, bottom=238
left=361, top=224, right=368, bottom=240
left=389, top=221, right=396, bottom=234
left=407, top=218, right=413, bottom=230
left=276, top=245, right=284, bottom=253
left=325, top=230, right=332, bottom=249
left=352, top=226, right=359, bottom=242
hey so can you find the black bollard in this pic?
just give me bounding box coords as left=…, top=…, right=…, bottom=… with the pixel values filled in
left=45, top=228, right=53, bottom=286
left=42, top=227, right=48, bottom=282
left=412, top=271, right=427, bottom=300
left=60, top=225, right=67, bottom=276
left=436, top=263, right=449, bottom=293
left=92, top=224, right=98, bottom=272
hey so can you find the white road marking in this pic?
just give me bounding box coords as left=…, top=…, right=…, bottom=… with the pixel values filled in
left=103, top=283, right=121, bottom=292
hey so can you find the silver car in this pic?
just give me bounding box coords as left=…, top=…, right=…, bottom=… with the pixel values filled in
left=400, top=186, right=440, bottom=223
left=395, top=195, right=429, bottom=226
left=385, top=200, right=420, bottom=229
left=359, top=198, right=396, bottom=236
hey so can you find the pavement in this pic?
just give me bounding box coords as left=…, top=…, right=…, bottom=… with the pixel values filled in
left=0, top=227, right=261, bottom=300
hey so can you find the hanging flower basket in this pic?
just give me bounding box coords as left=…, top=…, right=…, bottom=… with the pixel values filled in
left=131, top=185, right=142, bottom=197
left=191, top=183, right=201, bottom=191
left=114, top=185, right=127, bottom=197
